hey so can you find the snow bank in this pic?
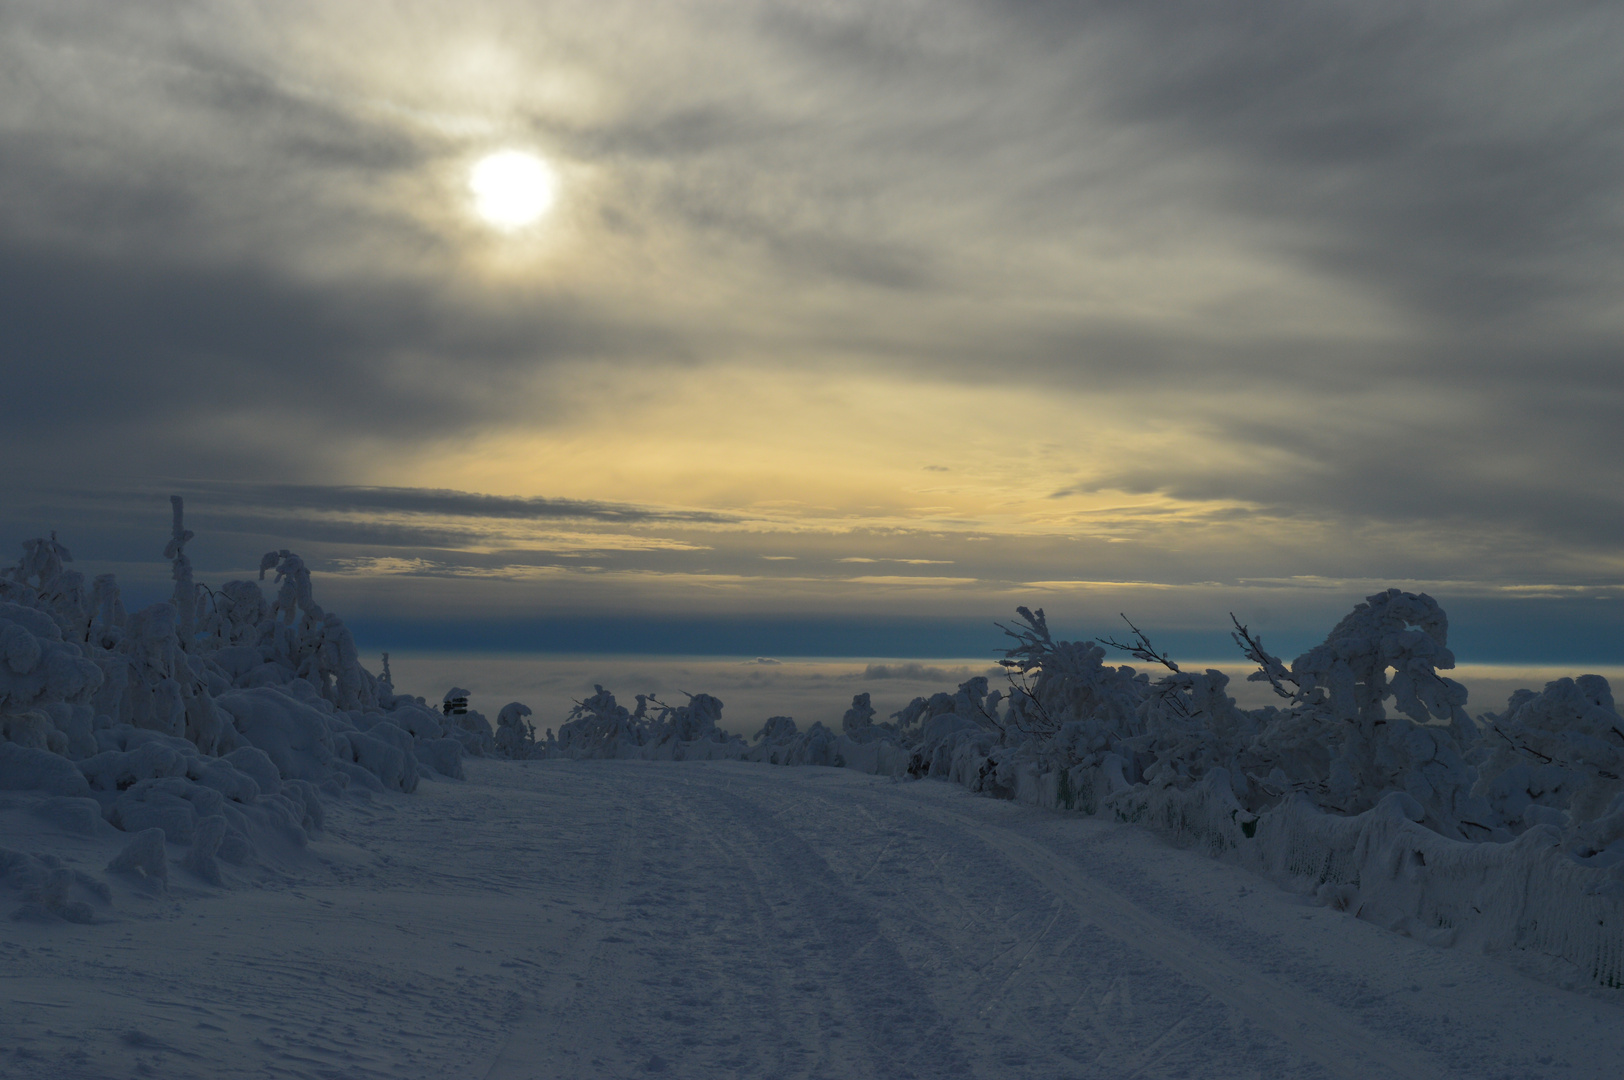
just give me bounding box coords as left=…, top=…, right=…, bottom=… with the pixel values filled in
left=1065, top=775, right=1624, bottom=989
left=0, top=499, right=472, bottom=909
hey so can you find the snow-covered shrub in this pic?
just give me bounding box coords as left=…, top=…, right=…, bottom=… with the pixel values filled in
left=1473, top=675, right=1624, bottom=835
left=1, top=601, right=106, bottom=758
left=0, top=497, right=476, bottom=896
left=753, top=715, right=799, bottom=745
left=252, top=549, right=379, bottom=712
left=6, top=532, right=93, bottom=643
left=841, top=692, right=878, bottom=739
left=997, top=607, right=1145, bottom=752
left=758, top=720, right=842, bottom=767
left=1234, top=590, right=1494, bottom=838
left=494, top=701, right=537, bottom=758
left=892, top=677, right=1000, bottom=779
left=649, top=693, right=726, bottom=745
left=1137, top=669, right=1259, bottom=804
left=552, top=685, right=651, bottom=759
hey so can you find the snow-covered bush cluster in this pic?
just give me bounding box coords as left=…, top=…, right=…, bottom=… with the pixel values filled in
left=853, top=593, right=1622, bottom=857
left=0, top=498, right=492, bottom=886
left=520, top=686, right=752, bottom=762
left=539, top=589, right=1624, bottom=985
left=520, top=588, right=1621, bottom=867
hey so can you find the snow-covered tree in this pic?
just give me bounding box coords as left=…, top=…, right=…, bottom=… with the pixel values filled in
left=495, top=701, right=537, bottom=757
left=1474, top=675, right=1624, bottom=833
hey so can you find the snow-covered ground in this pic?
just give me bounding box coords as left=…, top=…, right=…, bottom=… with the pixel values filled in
left=4, top=757, right=1620, bottom=1080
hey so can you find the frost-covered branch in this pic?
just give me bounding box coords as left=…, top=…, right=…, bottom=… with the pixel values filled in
left=1229, top=613, right=1299, bottom=700
left=1098, top=614, right=1180, bottom=674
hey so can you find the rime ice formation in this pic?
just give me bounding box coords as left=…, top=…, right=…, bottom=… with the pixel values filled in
left=0, top=499, right=485, bottom=898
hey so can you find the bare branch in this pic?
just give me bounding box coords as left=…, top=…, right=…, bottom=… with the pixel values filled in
left=1229, top=613, right=1298, bottom=700
left=1150, top=680, right=1192, bottom=719
left=1486, top=721, right=1553, bottom=764
left=1099, top=613, right=1180, bottom=673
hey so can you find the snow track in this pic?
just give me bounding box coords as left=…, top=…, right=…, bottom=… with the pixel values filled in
left=4, top=759, right=1622, bottom=1078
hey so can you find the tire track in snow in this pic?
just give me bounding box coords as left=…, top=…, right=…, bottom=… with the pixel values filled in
left=684, top=769, right=1152, bottom=1076
left=477, top=762, right=1614, bottom=1079
left=483, top=774, right=640, bottom=1080
left=676, top=769, right=1114, bottom=1078
left=688, top=778, right=974, bottom=1079
left=791, top=774, right=1446, bottom=1080
left=671, top=783, right=876, bottom=1079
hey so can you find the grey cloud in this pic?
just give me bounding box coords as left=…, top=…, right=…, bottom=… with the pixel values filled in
left=3, top=0, right=1622, bottom=629
left=159, top=47, right=425, bottom=175
left=857, top=662, right=994, bottom=683
left=1066, top=386, right=1624, bottom=577
left=165, top=481, right=739, bottom=526
left=1059, top=1, right=1624, bottom=325
left=0, top=231, right=661, bottom=480
left=762, top=0, right=1624, bottom=351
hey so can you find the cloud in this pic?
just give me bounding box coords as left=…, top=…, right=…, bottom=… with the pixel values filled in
left=1, top=0, right=1620, bottom=656
left=837, top=557, right=954, bottom=565
left=167, top=481, right=738, bottom=525
left=858, top=662, right=993, bottom=684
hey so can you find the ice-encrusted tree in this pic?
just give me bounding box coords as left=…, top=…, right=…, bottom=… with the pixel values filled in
left=255, top=549, right=376, bottom=712
left=1473, top=674, right=1624, bottom=832
left=999, top=608, right=1143, bottom=745
left=554, top=686, right=652, bottom=758
left=1234, top=590, right=1493, bottom=837
left=495, top=702, right=537, bottom=757
left=0, top=500, right=503, bottom=896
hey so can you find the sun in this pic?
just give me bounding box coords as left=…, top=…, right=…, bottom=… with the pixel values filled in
left=469, top=150, right=557, bottom=230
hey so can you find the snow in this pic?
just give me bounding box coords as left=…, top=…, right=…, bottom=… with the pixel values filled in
left=3, top=501, right=1624, bottom=1075
left=3, top=759, right=1622, bottom=1078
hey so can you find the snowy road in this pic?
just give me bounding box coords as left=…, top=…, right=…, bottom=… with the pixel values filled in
left=4, top=759, right=1622, bottom=1078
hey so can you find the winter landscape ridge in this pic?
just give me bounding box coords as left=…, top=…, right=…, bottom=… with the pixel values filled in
left=2, top=501, right=1622, bottom=1080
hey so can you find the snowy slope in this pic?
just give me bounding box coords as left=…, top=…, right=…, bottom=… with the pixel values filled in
left=4, top=758, right=1620, bottom=1079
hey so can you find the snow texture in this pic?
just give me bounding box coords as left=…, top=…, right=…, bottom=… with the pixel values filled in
left=1, top=759, right=1620, bottom=1078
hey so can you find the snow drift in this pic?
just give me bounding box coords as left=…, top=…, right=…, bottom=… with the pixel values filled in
left=0, top=498, right=491, bottom=892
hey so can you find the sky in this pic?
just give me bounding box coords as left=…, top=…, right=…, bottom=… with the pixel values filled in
left=3, top=0, right=1623, bottom=668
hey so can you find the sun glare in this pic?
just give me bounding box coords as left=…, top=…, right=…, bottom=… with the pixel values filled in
left=469, top=150, right=557, bottom=229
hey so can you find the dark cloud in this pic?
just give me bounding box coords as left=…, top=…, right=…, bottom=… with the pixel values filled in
left=1033, top=1, right=1624, bottom=325
left=0, top=232, right=665, bottom=482
left=164, top=481, right=739, bottom=526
